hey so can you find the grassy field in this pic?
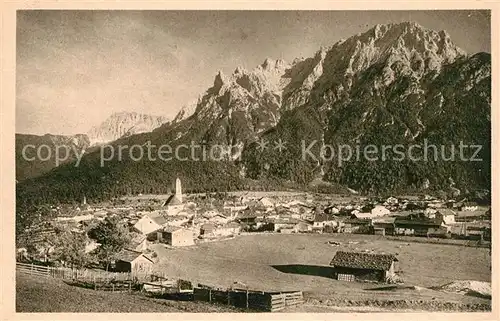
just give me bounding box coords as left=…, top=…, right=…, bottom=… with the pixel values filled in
left=16, top=273, right=241, bottom=313
left=16, top=232, right=491, bottom=312
left=151, top=233, right=491, bottom=306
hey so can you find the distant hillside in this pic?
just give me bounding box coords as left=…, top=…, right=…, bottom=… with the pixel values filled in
left=15, top=112, right=169, bottom=182
left=15, top=133, right=91, bottom=182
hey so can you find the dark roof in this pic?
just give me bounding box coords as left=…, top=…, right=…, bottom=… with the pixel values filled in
left=373, top=222, right=395, bottom=228
left=163, top=194, right=182, bottom=206
left=343, top=218, right=372, bottom=225
left=201, top=223, right=215, bottom=230
left=162, top=225, right=182, bottom=233
left=312, top=213, right=336, bottom=222
left=116, top=249, right=153, bottom=263
left=223, top=222, right=241, bottom=228
left=436, top=208, right=456, bottom=216
left=269, top=218, right=300, bottom=224
left=329, top=251, right=398, bottom=271
left=394, top=217, right=441, bottom=228
left=148, top=213, right=168, bottom=226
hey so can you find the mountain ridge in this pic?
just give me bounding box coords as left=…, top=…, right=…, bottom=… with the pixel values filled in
left=16, top=111, right=170, bottom=181
left=16, top=22, right=491, bottom=209
left=87, top=111, right=170, bottom=146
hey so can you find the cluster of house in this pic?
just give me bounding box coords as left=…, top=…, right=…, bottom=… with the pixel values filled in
left=225, top=194, right=491, bottom=241
left=21, top=181, right=491, bottom=270
left=128, top=178, right=248, bottom=250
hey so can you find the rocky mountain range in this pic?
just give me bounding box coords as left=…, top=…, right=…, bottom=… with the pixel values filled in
left=87, top=112, right=169, bottom=146
left=16, top=22, right=491, bottom=206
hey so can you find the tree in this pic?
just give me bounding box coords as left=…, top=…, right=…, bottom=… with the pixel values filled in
left=87, top=216, right=131, bottom=271
left=52, top=231, right=89, bottom=268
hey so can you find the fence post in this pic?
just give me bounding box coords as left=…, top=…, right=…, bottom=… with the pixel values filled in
left=129, top=281, right=132, bottom=293
left=209, top=289, right=212, bottom=303
left=246, top=290, right=249, bottom=309
left=112, top=283, right=115, bottom=292
left=31, top=263, right=34, bottom=275
left=227, top=290, right=231, bottom=305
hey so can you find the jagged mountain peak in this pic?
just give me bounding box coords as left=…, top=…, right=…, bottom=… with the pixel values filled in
left=258, top=57, right=289, bottom=71
left=173, top=22, right=473, bottom=135
left=353, top=21, right=466, bottom=62
left=213, top=70, right=229, bottom=91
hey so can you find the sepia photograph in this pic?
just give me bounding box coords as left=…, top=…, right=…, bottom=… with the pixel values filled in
left=7, top=6, right=495, bottom=315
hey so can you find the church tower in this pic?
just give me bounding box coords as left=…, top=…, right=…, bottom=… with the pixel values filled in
left=175, top=177, right=183, bottom=203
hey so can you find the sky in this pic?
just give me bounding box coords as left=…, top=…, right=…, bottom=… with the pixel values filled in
left=16, top=10, right=491, bottom=135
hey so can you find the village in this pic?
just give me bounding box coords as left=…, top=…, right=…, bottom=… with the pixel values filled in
left=16, top=178, right=492, bottom=311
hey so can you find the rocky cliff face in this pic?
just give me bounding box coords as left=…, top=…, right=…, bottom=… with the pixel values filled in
left=165, top=22, right=474, bottom=149
left=240, top=22, right=490, bottom=192
left=87, top=112, right=169, bottom=145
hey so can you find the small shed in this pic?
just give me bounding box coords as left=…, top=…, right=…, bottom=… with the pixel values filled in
left=373, top=227, right=386, bottom=236
left=329, top=251, right=398, bottom=282
left=200, top=223, right=216, bottom=236
left=372, top=221, right=395, bottom=236
left=115, top=249, right=154, bottom=274
left=435, top=209, right=456, bottom=225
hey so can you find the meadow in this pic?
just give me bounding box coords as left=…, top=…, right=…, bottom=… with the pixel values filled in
left=151, top=233, right=491, bottom=305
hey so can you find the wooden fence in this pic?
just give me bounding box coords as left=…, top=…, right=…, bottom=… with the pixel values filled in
left=142, top=278, right=194, bottom=295
left=17, top=263, right=304, bottom=311
left=64, top=279, right=135, bottom=292
left=193, top=287, right=303, bottom=311
left=16, top=262, right=53, bottom=278
left=16, top=262, right=148, bottom=282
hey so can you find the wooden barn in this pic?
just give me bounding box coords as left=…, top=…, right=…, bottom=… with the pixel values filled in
left=114, top=249, right=154, bottom=274
left=329, top=251, right=398, bottom=283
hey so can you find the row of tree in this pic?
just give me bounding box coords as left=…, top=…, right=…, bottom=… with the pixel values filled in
left=20, top=216, right=131, bottom=270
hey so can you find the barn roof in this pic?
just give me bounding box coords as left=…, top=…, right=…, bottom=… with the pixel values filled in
left=329, top=251, right=398, bottom=271
left=312, top=213, right=336, bottom=222
left=163, top=194, right=183, bottom=207
left=223, top=221, right=241, bottom=228
left=162, top=225, right=182, bottom=233
left=201, top=223, right=215, bottom=230
left=116, top=249, right=153, bottom=263
left=437, top=208, right=456, bottom=216
left=351, top=212, right=375, bottom=220
left=147, top=212, right=168, bottom=226
left=394, top=217, right=441, bottom=228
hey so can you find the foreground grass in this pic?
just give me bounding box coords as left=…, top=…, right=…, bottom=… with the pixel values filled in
left=151, top=233, right=491, bottom=308
left=16, top=273, right=241, bottom=313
